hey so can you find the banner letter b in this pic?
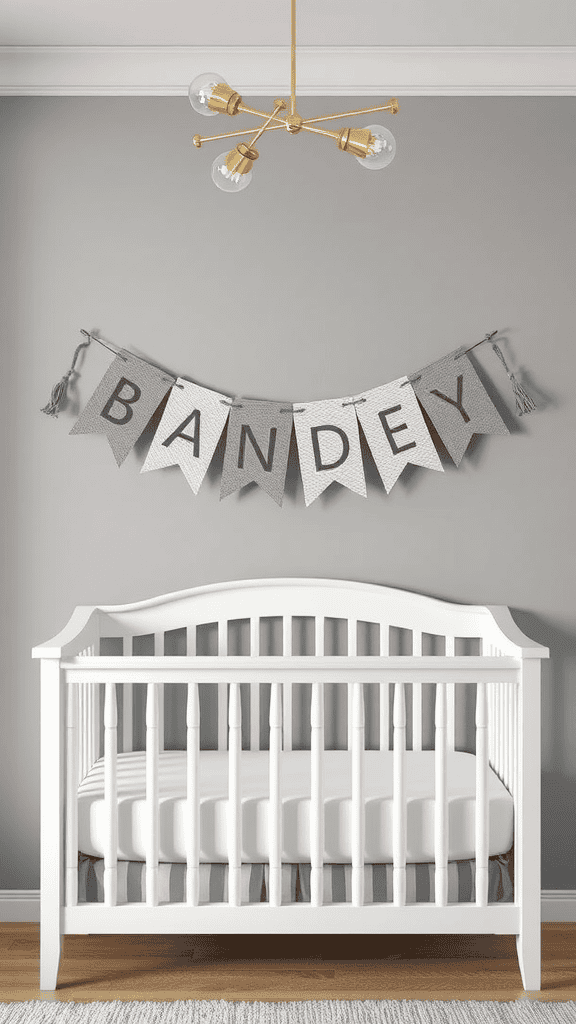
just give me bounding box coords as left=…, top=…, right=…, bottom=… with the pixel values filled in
left=100, top=377, right=142, bottom=426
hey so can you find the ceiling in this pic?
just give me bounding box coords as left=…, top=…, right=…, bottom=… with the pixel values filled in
left=3, top=0, right=576, bottom=48
left=0, top=1, right=574, bottom=95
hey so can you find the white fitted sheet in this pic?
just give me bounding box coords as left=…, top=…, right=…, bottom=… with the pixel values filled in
left=77, top=749, right=513, bottom=864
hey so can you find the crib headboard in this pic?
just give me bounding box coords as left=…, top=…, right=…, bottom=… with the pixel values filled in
left=33, top=577, right=549, bottom=768
left=36, top=576, right=549, bottom=659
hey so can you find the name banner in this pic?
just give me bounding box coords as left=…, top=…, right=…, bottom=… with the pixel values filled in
left=293, top=398, right=366, bottom=507
left=411, top=348, right=509, bottom=466
left=141, top=379, right=230, bottom=494
left=220, top=399, right=293, bottom=506
left=64, top=332, right=523, bottom=506
left=353, top=378, right=443, bottom=493
left=70, top=353, right=173, bottom=466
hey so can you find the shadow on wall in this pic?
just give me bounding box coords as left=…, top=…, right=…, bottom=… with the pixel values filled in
left=512, top=609, right=576, bottom=890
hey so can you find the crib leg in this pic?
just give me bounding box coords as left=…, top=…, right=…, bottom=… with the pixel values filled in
left=40, top=922, right=62, bottom=991
left=516, top=928, right=541, bottom=992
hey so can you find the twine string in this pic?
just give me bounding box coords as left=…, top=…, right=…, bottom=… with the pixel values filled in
left=40, top=334, right=93, bottom=417
left=491, top=342, right=536, bottom=415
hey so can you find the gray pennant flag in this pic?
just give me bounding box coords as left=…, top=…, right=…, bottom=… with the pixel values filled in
left=70, top=353, right=173, bottom=466
left=412, top=348, right=508, bottom=466
left=220, top=399, right=293, bottom=505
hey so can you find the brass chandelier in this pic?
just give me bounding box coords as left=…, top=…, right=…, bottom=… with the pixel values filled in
left=189, top=0, right=399, bottom=192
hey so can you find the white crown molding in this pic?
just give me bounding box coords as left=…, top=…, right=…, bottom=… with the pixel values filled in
left=2, top=890, right=576, bottom=923
left=0, top=46, right=575, bottom=96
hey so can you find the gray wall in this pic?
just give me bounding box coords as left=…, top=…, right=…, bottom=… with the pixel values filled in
left=1, top=96, right=574, bottom=890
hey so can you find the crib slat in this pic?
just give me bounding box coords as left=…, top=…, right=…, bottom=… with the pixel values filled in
left=475, top=682, right=489, bottom=907
left=315, top=616, right=325, bottom=657
left=512, top=682, right=518, bottom=800
left=412, top=683, right=423, bottom=751
left=310, top=680, right=324, bottom=907
left=435, top=683, right=448, bottom=907
left=250, top=618, right=260, bottom=752
left=282, top=617, right=292, bottom=752
left=146, top=683, right=160, bottom=907
left=186, top=624, right=196, bottom=656
left=91, top=682, right=100, bottom=765
left=122, top=683, right=133, bottom=753
left=186, top=682, right=200, bottom=906
left=347, top=620, right=357, bottom=751
left=269, top=682, right=282, bottom=906
left=411, top=632, right=423, bottom=752
left=445, top=637, right=456, bottom=751
left=505, top=682, right=511, bottom=791
left=380, top=625, right=390, bottom=752
left=79, top=685, right=87, bottom=783
left=228, top=682, right=242, bottom=906
left=351, top=682, right=365, bottom=907
left=218, top=622, right=228, bottom=751
left=104, top=683, right=118, bottom=907
left=393, top=682, right=406, bottom=907
left=154, top=633, right=165, bottom=753
left=122, top=635, right=132, bottom=753
left=379, top=684, right=390, bottom=751
left=495, top=682, right=501, bottom=779
left=66, top=684, right=78, bottom=906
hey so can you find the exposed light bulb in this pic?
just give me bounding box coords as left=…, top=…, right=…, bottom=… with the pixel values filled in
left=356, top=125, right=396, bottom=169
left=188, top=73, right=227, bottom=116
left=211, top=152, right=253, bottom=192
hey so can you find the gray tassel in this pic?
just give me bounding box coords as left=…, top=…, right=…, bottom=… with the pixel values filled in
left=41, top=334, right=92, bottom=417
left=492, top=343, right=536, bottom=416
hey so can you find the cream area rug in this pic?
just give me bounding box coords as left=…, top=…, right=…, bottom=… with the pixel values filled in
left=1, top=1001, right=576, bottom=1024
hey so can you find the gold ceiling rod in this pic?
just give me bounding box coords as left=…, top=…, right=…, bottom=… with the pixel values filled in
left=188, top=0, right=399, bottom=191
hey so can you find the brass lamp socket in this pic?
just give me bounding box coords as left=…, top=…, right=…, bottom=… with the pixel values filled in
left=390, top=97, right=400, bottom=114
left=226, top=143, right=260, bottom=175
left=337, top=127, right=375, bottom=158
left=208, top=83, right=243, bottom=116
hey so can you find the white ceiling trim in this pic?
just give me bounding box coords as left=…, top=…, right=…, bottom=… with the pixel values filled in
left=1, top=46, right=575, bottom=96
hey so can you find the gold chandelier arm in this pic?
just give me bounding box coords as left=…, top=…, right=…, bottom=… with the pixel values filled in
left=247, top=99, right=287, bottom=147
left=291, top=0, right=297, bottom=115
left=237, top=102, right=288, bottom=126
left=298, top=123, right=341, bottom=141
left=193, top=123, right=286, bottom=148
left=301, top=100, right=399, bottom=126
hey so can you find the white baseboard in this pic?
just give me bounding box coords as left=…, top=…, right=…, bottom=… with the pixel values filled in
left=0, top=45, right=574, bottom=97
left=0, top=891, right=40, bottom=923
left=541, top=890, right=576, bottom=922
left=2, top=889, right=575, bottom=924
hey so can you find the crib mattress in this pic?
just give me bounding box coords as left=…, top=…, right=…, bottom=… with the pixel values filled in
left=77, top=749, right=513, bottom=864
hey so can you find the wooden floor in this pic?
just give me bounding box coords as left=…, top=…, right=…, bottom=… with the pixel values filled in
left=1, top=924, right=575, bottom=1003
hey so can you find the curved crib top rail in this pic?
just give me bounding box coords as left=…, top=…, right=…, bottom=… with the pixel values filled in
left=32, top=577, right=550, bottom=661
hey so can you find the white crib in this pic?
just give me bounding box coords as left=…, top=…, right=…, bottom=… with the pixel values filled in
left=33, top=578, right=549, bottom=992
